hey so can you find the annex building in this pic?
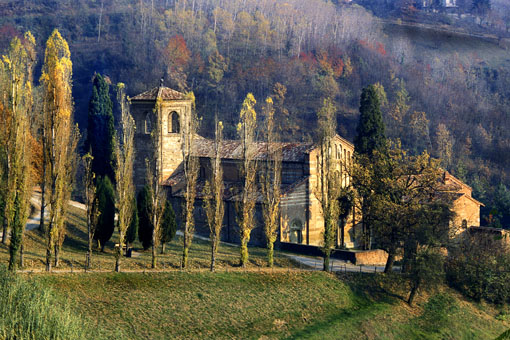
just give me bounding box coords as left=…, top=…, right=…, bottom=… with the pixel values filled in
left=130, top=85, right=483, bottom=249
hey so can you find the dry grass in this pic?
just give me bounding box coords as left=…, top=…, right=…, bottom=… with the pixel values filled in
left=0, top=204, right=295, bottom=272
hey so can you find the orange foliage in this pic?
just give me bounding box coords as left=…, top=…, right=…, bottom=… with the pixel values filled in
left=28, top=132, right=43, bottom=185
left=164, top=34, right=191, bottom=69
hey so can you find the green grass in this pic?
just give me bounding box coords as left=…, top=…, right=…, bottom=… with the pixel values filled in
left=0, top=266, right=105, bottom=340
left=0, top=204, right=295, bottom=271
left=33, top=271, right=508, bottom=340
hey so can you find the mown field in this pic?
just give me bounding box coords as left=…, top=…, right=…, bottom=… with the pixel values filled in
left=32, top=270, right=508, bottom=340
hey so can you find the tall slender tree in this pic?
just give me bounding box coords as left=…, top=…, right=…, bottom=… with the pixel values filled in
left=40, top=29, right=77, bottom=271
left=353, top=84, right=387, bottom=250
left=0, top=33, right=36, bottom=270
left=313, top=98, right=341, bottom=272
left=181, top=93, right=200, bottom=269
left=86, top=73, right=115, bottom=181
left=260, top=98, right=282, bottom=268
left=203, top=119, right=225, bottom=271
left=236, top=93, right=258, bottom=268
left=147, top=97, right=166, bottom=269
left=114, top=83, right=135, bottom=272
left=82, top=153, right=99, bottom=269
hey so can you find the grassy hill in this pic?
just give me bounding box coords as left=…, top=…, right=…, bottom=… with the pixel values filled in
left=32, top=270, right=508, bottom=339
left=0, top=204, right=294, bottom=272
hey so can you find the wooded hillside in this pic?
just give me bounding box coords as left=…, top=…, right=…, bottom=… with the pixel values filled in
left=1, top=0, right=509, bottom=226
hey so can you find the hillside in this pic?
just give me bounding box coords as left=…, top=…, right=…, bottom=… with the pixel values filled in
left=0, top=0, right=509, bottom=224
left=33, top=271, right=508, bottom=339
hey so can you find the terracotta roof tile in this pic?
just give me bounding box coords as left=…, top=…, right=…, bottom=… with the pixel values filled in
left=191, top=139, right=314, bottom=163
left=131, top=86, right=186, bottom=101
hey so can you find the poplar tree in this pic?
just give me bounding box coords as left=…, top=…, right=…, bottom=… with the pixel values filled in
left=203, top=120, right=225, bottom=271
left=181, top=93, right=200, bottom=269
left=86, top=73, right=115, bottom=181
left=40, top=29, right=77, bottom=271
left=114, top=83, right=135, bottom=272
left=261, top=98, right=282, bottom=268
left=83, top=153, right=99, bottom=269
left=314, top=98, right=341, bottom=272
left=0, top=33, right=36, bottom=270
left=147, top=98, right=166, bottom=269
left=236, top=93, right=258, bottom=268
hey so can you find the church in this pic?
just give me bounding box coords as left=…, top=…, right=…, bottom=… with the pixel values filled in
left=130, top=84, right=483, bottom=250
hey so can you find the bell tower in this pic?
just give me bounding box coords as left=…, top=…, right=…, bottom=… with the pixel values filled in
left=130, top=84, right=192, bottom=191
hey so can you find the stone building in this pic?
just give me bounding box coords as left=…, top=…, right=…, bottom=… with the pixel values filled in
left=130, top=85, right=482, bottom=249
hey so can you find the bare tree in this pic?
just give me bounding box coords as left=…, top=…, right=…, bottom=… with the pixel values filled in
left=236, top=93, right=258, bottom=268
left=181, top=93, right=200, bottom=269
left=260, top=98, right=282, bottom=268
left=203, top=119, right=224, bottom=271
left=114, top=83, right=135, bottom=272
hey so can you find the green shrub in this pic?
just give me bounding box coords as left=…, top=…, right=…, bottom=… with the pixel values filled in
left=0, top=266, right=104, bottom=340
left=446, top=234, right=510, bottom=304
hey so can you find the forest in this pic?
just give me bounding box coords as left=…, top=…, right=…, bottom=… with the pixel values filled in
left=0, top=0, right=509, bottom=226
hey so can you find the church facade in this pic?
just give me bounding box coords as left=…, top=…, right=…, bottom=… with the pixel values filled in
left=130, top=85, right=482, bottom=249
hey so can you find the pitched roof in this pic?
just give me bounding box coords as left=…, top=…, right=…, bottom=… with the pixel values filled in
left=192, top=139, right=315, bottom=163
left=131, top=86, right=186, bottom=101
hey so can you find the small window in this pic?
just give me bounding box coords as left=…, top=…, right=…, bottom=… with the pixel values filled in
left=169, top=111, right=180, bottom=133
left=290, top=219, right=303, bottom=244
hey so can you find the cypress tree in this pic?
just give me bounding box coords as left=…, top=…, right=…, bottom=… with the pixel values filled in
left=160, top=200, right=177, bottom=254
left=94, top=176, right=115, bottom=251
left=86, top=73, right=115, bottom=181
left=354, top=85, right=387, bottom=157
left=353, top=85, right=387, bottom=250
left=137, top=185, right=153, bottom=250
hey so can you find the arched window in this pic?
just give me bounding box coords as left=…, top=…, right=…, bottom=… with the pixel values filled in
left=168, top=111, right=180, bottom=133
left=290, top=219, right=303, bottom=244
left=145, top=112, right=152, bottom=134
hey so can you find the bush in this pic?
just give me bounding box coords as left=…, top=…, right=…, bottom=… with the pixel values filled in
left=446, top=233, right=510, bottom=304
left=137, top=185, right=153, bottom=250
left=161, top=200, right=177, bottom=249
left=94, top=176, right=116, bottom=251
left=0, top=266, right=103, bottom=339
left=125, top=197, right=138, bottom=247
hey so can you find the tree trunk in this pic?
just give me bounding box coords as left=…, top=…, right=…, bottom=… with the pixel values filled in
left=115, top=245, right=121, bottom=272
left=408, top=280, right=420, bottom=306
left=151, top=244, right=156, bottom=269
left=46, top=247, right=52, bottom=272
left=182, top=246, right=189, bottom=269
left=210, top=237, right=216, bottom=272
left=384, top=246, right=396, bottom=273
left=323, top=249, right=331, bottom=272
left=267, top=241, right=274, bottom=268
left=19, top=244, right=24, bottom=269
left=240, top=238, right=248, bottom=268
left=2, top=216, right=7, bottom=244
left=160, top=242, right=165, bottom=254
left=87, top=236, right=93, bottom=268
left=54, top=244, right=60, bottom=267
left=39, top=183, right=46, bottom=233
